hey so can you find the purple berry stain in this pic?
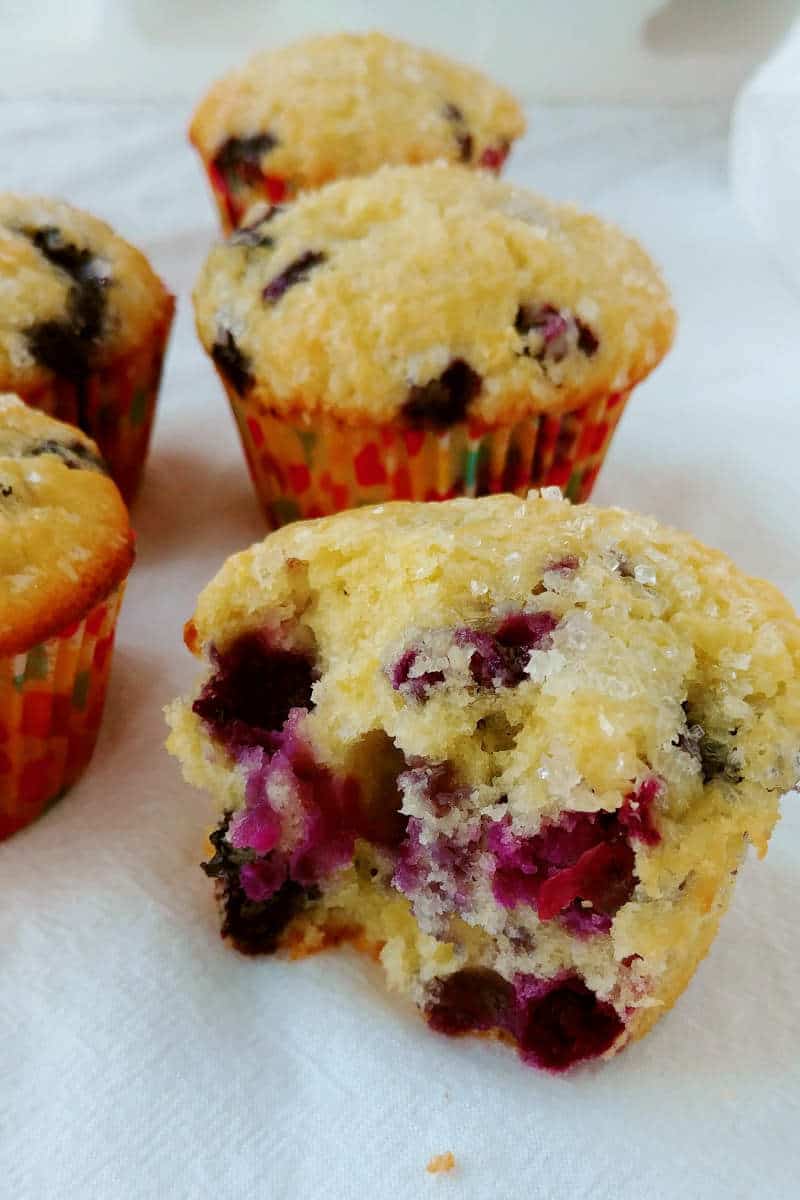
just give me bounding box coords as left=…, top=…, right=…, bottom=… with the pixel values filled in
left=458, top=611, right=559, bottom=689
left=390, top=611, right=559, bottom=701
left=390, top=648, right=445, bottom=701
left=426, top=967, right=624, bottom=1071
left=618, top=776, right=663, bottom=845
left=195, top=632, right=417, bottom=948
left=488, top=802, right=651, bottom=933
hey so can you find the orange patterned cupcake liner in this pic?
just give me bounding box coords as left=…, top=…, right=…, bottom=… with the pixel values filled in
left=0, top=585, right=125, bottom=840
left=223, top=387, right=630, bottom=526
left=16, top=310, right=174, bottom=503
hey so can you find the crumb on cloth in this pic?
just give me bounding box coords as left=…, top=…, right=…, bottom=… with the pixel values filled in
left=426, top=1152, right=456, bottom=1175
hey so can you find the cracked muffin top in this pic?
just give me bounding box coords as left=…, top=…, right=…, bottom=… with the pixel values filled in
left=0, top=194, right=174, bottom=391
left=0, top=395, right=134, bottom=654
left=194, top=164, right=676, bottom=425
left=190, top=32, right=525, bottom=192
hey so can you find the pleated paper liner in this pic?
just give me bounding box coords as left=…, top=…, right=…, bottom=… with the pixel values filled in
left=225, top=388, right=630, bottom=527
left=18, top=306, right=174, bottom=503
left=0, top=585, right=125, bottom=840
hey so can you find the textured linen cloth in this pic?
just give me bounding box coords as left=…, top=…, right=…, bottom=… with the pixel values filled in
left=0, top=99, right=799, bottom=1200
left=731, top=15, right=800, bottom=295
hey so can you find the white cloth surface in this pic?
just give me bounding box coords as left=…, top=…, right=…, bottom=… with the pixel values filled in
left=731, top=15, right=800, bottom=295
left=1, top=100, right=799, bottom=1200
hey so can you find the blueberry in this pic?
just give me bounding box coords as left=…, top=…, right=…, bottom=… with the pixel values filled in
left=426, top=968, right=515, bottom=1036
left=263, top=251, right=326, bottom=303
left=515, top=975, right=624, bottom=1070
left=26, top=437, right=105, bottom=473
left=515, top=303, right=599, bottom=363
left=193, top=633, right=315, bottom=753
left=214, top=133, right=278, bottom=180
left=402, top=359, right=482, bottom=429
left=201, top=811, right=312, bottom=954
left=211, top=329, right=254, bottom=396
left=515, top=303, right=568, bottom=345
left=426, top=967, right=625, bottom=1070
left=576, top=319, right=599, bottom=357
left=29, top=227, right=94, bottom=283
left=442, top=102, right=473, bottom=162
left=1, top=484, right=13, bottom=498
left=21, top=225, right=108, bottom=385
left=25, top=320, right=91, bottom=380
left=26, top=227, right=106, bottom=344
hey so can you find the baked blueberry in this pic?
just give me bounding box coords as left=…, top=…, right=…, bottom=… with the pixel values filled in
left=402, top=360, right=482, bottom=429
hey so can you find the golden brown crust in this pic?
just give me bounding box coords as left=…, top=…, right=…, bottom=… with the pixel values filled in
left=0, top=193, right=174, bottom=392
left=194, top=164, right=675, bottom=423
left=190, top=32, right=525, bottom=188
left=0, top=395, right=134, bottom=655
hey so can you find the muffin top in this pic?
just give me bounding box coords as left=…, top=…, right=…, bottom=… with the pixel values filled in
left=190, top=32, right=525, bottom=190
left=0, top=395, right=134, bottom=654
left=194, top=165, right=675, bottom=425
left=181, top=491, right=799, bottom=866
left=0, top=194, right=174, bottom=392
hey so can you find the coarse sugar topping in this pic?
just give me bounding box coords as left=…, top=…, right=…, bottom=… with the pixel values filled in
left=194, top=164, right=675, bottom=423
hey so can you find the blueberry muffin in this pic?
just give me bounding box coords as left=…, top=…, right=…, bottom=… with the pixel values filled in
left=190, top=31, right=525, bottom=232
left=166, top=492, right=799, bottom=1072
left=0, top=194, right=175, bottom=502
left=194, top=164, right=675, bottom=526
left=0, top=394, right=133, bottom=838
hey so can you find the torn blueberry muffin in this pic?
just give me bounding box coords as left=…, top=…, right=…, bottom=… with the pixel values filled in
left=0, top=194, right=174, bottom=501
left=0, top=394, right=133, bottom=838
left=166, top=492, right=800, bottom=1071
left=194, top=163, right=675, bottom=524
left=189, top=31, right=525, bottom=232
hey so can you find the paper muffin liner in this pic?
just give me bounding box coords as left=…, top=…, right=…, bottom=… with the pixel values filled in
left=207, top=159, right=291, bottom=235
left=16, top=309, right=174, bottom=503
left=0, top=585, right=125, bottom=841
left=224, top=386, right=630, bottom=526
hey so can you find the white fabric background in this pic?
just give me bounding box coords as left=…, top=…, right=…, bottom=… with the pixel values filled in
left=1, top=99, right=799, bottom=1199
left=732, top=17, right=800, bottom=293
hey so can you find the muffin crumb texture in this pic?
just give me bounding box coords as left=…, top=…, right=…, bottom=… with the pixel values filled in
left=166, top=493, right=799, bottom=1071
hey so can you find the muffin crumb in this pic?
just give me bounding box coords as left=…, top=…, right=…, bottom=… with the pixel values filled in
left=426, top=1152, right=456, bottom=1175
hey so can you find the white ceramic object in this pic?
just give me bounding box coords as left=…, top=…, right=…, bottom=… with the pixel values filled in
left=0, top=0, right=796, bottom=102
left=731, top=15, right=800, bottom=296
